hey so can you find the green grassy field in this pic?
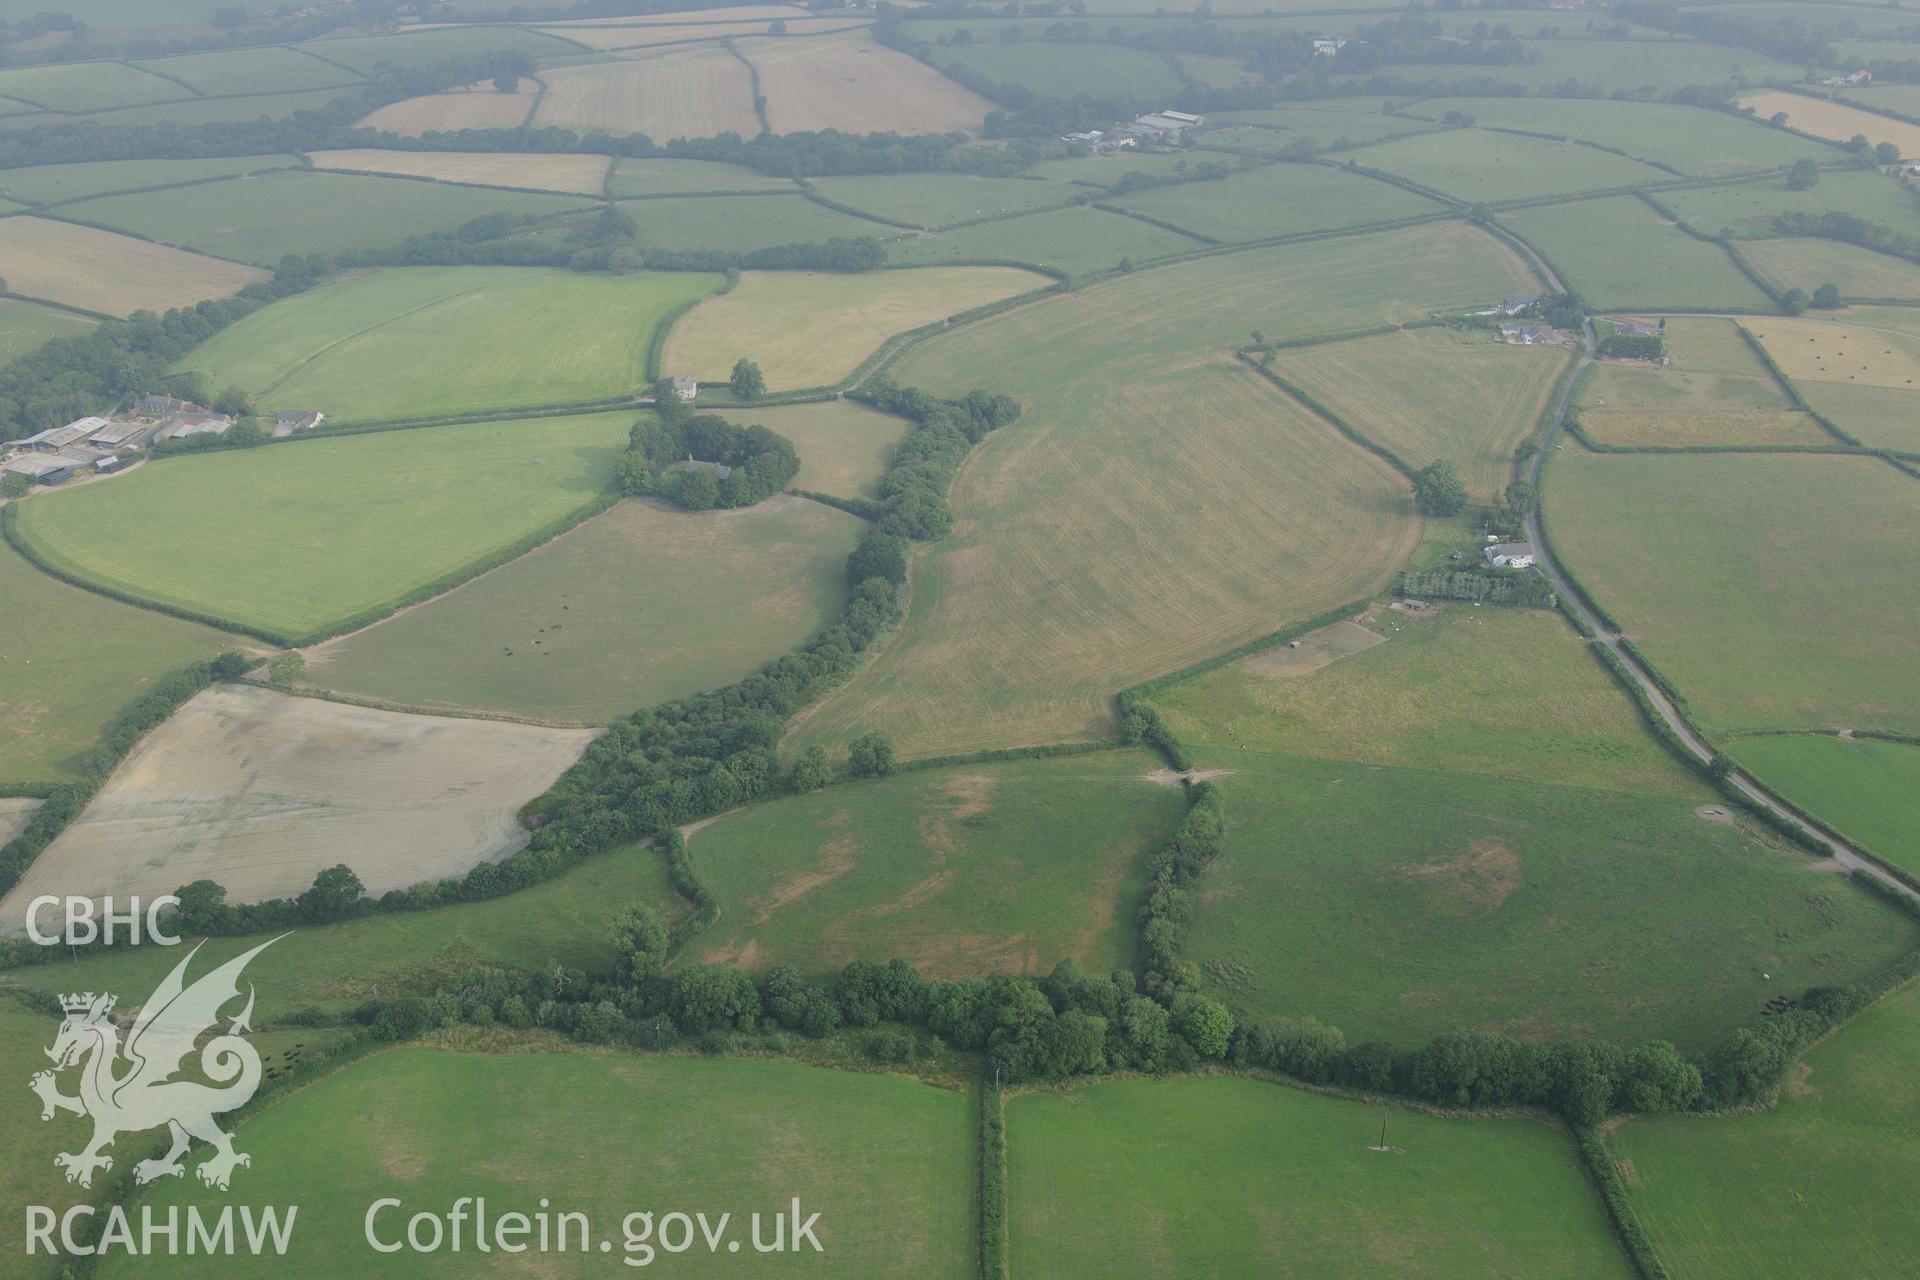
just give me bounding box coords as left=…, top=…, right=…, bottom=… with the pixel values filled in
left=1008, top=1075, right=1634, bottom=1279
left=687, top=751, right=1186, bottom=979
left=1739, top=236, right=1920, bottom=301
left=1656, top=169, right=1920, bottom=238
left=1344, top=128, right=1673, bottom=203
left=308, top=495, right=861, bottom=721
left=610, top=157, right=796, bottom=196
left=808, top=173, right=1077, bottom=228
left=0, top=154, right=299, bottom=205
left=297, top=25, right=582, bottom=72
left=0, top=295, right=94, bottom=363
left=1267, top=325, right=1568, bottom=502
left=6, top=87, right=360, bottom=129
left=928, top=40, right=1184, bottom=98
left=107, top=1049, right=974, bottom=1279
left=1152, top=605, right=1705, bottom=797
left=885, top=204, right=1199, bottom=278
left=1362, top=40, right=1802, bottom=92
left=11, top=412, right=633, bottom=641
left=1796, top=380, right=1920, bottom=451
left=1186, top=748, right=1917, bottom=1048
left=1548, top=450, right=1920, bottom=736
left=791, top=221, right=1530, bottom=759
left=63, top=170, right=593, bottom=266
left=1506, top=196, right=1778, bottom=311
left=0, top=539, right=241, bottom=785
left=1573, top=347, right=1824, bottom=445
left=619, top=193, right=901, bottom=253
left=181, top=266, right=718, bottom=421
left=132, top=46, right=366, bottom=95
left=1019, top=152, right=1199, bottom=185
left=0, top=60, right=190, bottom=112
left=1609, top=977, right=1920, bottom=1280
left=1412, top=98, right=1833, bottom=177
left=1108, top=163, right=1442, bottom=243
left=745, top=399, right=909, bottom=501
left=1732, top=735, right=1920, bottom=879
left=1209, top=103, right=1445, bottom=146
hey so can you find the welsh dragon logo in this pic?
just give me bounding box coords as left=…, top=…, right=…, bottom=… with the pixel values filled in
left=29, top=937, right=281, bottom=1191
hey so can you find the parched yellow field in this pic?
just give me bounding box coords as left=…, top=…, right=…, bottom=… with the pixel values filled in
left=1742, top=314, right=1920, bottom=387
left=0, top=684, right=597, bottom=921
left=662, top=266, right=1047, bottom=388
left=533, top=46, right=760, bottom=141
left=358, top=78, right=538, bottom=136
left=1737, top=91, right=1920, bottom=154
left=1268, top=326, right=1568, bottom=503
left=737, top=31, right=995, bottom=134
left=307, top=149, right=612, bottom=194
left=541, top=4, right=809, bottom=24
left=542, top=17, right=868, bottom=52
left=0, top=216, right=266, bottom=317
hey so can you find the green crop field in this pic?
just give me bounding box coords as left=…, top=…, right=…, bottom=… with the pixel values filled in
left=1008, top=1075, right=1634, bottom=1279
left=0, top=154, right=299, bottom=205
left=1739, top=236, right=1920, bottom=301
left=1657, top=168, right=1920, bottom=238
left=307, top=495, right=861, bottom=722
left=1412, top=98, right=1833, bottom=176
left=1610, top=977, right=1920, bottom=1280
left=686, top=751, right=1186, bottom=978
left=808, top=173, right=1078, bottom=228
left=1367, top=40, right=1802, bottom=92
left=1152, top=605, right=1706, bottom=797
left=744, top=399, right=909, bottom=501
left=1107, top=163, right=1442, bottom=243
left=62, top=170, right=593, bottom=265
left=181, top=265, right=717, bottom=421
left=22, top=87, right=361, bottom=129
left=0, top=539, right=241, bottom=785
left=107, top=1050, right=974, bottom=1280
left=1268, top=325, right=1569, bottom=502
left=618, top=193, right=899, bottom=253
left=10, top=412, right=633, bottom=641
left=1797, top=380, right=1920, bottom=451
left=928, top=40, right=1184, bottom=98
left=790, top=222, right=1530, bottom=760
left=1548, top=450, right=1920, bottom=736
left=1185, top=748, right=1917, bottom=1048
left=1344, top=128, right=1673, bottom=203
left=0, top=295, right=94, bottom=363
left=297, top=25, right=582, bottom=72
left=1209, top=103, right=1445, bottom=146
left=1506, top=196, right=1778, bottom=311
left=0, top=60, right=190, bottom=113
left=131, top=46, right=366, bottom=96
left=609, top=157, right=796, bottom=196
left=885, top=204, right=1199, bottom=278
left=1732, top=735, right=1920, bottom=879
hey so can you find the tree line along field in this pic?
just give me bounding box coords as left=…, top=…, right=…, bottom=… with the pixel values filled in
left=10, top=412, right=634, bottom=641
left=1656, top=169, right=1920, bottom=239
left=1547, top=449, right=1920, bottom=737
left=303, top=495, right=863, bottom=724
left=686, top=751, right=1187, bottom=979
left=617, top=193, right=898, bottom=254
left=660, top=266, right=1046, bottom=390
left=1105, top=162, right=1444, bottom=243
left=1730, top=735, right=1920, bottom=881
left=1608, top=977, right=1920, bottom=1280
left=0, top=684, right=598, bottom=920
left=1738, top=237, right=1920, bottom=302
left=1266, top=325, right=1570, bottom=503
left=1505, top=196, right=1779, bottom=312
left=103, top=1050, right=976, bottom=1280
left=805, top=173, right=1078, bottom=229
left=1009, top=1075, right=1634, bottom=1279
left=743, top=400, right=909, bottom=502
left=184, top=267, right=719, bottom=422
left=885, top=204, right=1201, bottom=279
left=788, top=221, right=1532, bottom=761
left=0, top=216, right=268, bottom=318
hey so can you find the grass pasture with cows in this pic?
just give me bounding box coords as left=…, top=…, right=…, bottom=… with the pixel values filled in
left=10, top=412, right=633, bottom=641
left=687, top=751, right=1186, bottom=979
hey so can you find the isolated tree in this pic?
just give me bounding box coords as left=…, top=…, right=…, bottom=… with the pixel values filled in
left=1811, top=281, right=1843, bottom=309
left=266, top=651, right=305, bottom=690
left=1848, top=132, right=1873, bottom=158
left=209, top=651, right=250, bottom=681
left=768, top=17, right=788, bottom=32
left=1, top=472, right=30, bottom=498
left=1780, top=287, right=1810, bottom=315
left=298, top=864, right=366, bottom=923
left=609, top=902, right=670, bottom=984
left=1786, top=158, right=1821, bottom=190
left=847, top=733, right=895, bottom=778
left=1877, top=140, right=1902, bottom=165
left=729, top=357, right=766, bottom=401
left=212, top=384, right=251, bottom=417
left=1504, top=479, right=1537, bottom=513
left=492, top=71, right=518, bottom=92
left=1181, top=997, right=1235, bottom=1059
left=788, top=745, right=832, bottom=792
left=1413, top=460, right=1468, bottom=516
left=1768, top=110, right=1788, bottom=127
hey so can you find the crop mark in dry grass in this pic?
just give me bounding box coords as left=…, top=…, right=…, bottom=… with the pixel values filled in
left=1401, top=838, right=1523, bottom=920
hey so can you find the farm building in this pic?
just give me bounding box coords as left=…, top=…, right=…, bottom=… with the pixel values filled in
left=18, top=420, right=100, bottom=452
left=673, top=376, right=699, bottom=402
left=275, top=410, right=325, bottom=435
left=1610, top=319, right=1661, bottom=338
left=133, top=394, right=204, bottom=418
left=1130, top=110, right=1204, bottom=140
left=1313, top=38, right=1347, bottom=56
left=85, top=419, right=160, bottom=450
left=1499, top=323, right=1556, bottom=345
left=93, top=455, right=133, bottom=475
left=676, top=454, right=732, bottom=480
left=3, top=452, right=85, bottom=485
left=1484, top=541, right=1537, bottom=569
left=156, top=412, right=234, bottom=441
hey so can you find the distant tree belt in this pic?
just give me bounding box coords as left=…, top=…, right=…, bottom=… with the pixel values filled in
left=1600, top=333, right=1663, bottom=360
left=1612, top=0, right=1835, bottom=64
left=618, top=385, right=801, bottom=510
left=1773, top=209, right=1920, bottom=267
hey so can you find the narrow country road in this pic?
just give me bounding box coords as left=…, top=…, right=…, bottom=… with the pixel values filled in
left=1506, top=227, right=1920, bottom=907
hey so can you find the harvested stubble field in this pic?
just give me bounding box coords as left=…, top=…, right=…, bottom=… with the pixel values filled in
left=1549, top=450, right=1920, bottom=736
left=183, top=265, right=718, bottom=421
left=0, top=153, right=297, bottom=204
left=1737, top=90, right=1920, bottom=155
left=1107, top=162, right=1443, bottom=243
left=12, top=412, right=633, bottom=640
left=1344, top=128, right=1672, bottom=203
left=1152, top=604, right=1705, bottom=797
left=533, top=47, right=760, bottom=140
left=787, top=223, right=1533, bottom=759
left=0, top=683, right=598, bottom=917
left=356, top=76, right=538, bottom=134
left=1610, top=978, right=1920, bottom=1280
left=1008, top=1075, right=1635, bottom=1280
left=741, top=398, right=909, bottom=500
left=109, top=1051, right=974, bottom=1280
left=0, top=541, right=242, bottom=786
left=737, top=30, right=995, bottom=134
left=1268, top=326, right=1569, bottom=502
left=1505, top=195, right=1777, bottom=312
left=1578, top=406, right=1829, bottom=447
left=305, top=495, right=862, bottom=722
left=660, top=265, right=1045, bottom=388
left=1743, top=313, right=1920, bottom=389
left=1731, top=735, right=1920, bottom=880
left=687, top=751, right=1186, bottom=978
left=0, top=216, right=266, bottom=317
left=1186, top=748, right=1917, bottom=1048
left=1413, top=97, right=1831, bottom=177
left=306, top=149, right=613, bottom=194
left=806, top=172, right=1077, bottom=228
left=1738, top=237, right=1920, bottom=302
